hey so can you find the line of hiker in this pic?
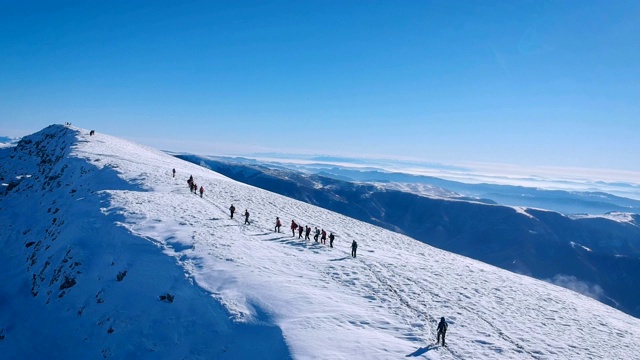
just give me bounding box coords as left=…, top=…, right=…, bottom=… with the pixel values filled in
left=286, top=220, right=335, bottom=247
left=176, top=170, right=359, bottom=259
left=172, top=171, right=449, bottom=349
left=186, top=174, right=204, bottom=198
left=279, top=219, right=356, bottom=255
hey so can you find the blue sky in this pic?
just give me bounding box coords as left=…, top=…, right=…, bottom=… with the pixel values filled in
left=1, top=0, right=639, bottom=173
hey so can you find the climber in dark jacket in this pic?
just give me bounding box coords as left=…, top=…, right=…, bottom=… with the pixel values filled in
left=437, top=317, right=448, bottom=346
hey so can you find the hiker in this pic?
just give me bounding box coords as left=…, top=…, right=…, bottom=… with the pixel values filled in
left=89, top=130, right=95, bottom=136
left=229, top=204, right=236, bottom=219
left=305, top=226, right=311, bottom=240
left=199, top=185, right=204, bottom=198
left=244, top=209, right=250, bottom=224
left=320, top=229, right=327, bottom=244
left=351, top=240, right=358, bottom=258
left=275, top=217, right=282, bottom=232
left=298, top=224, right=304, bottom=239
left=291, top=220, right=298, bottom=237
left=437, top=317, right=448, bottom=346
left=172, top=168, right=176, bottom=177
left=329, top=232, right=335, bottom=248
left=314, top=227, right=320, bottom=242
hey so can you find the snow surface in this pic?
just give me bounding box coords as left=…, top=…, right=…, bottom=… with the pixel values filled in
left=570, top=211, right=639, bottom=225
left=2, top=125, right=640, bottom=359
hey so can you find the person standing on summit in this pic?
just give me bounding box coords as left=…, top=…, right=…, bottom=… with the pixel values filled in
left=351, top=240, right=358, bottom=258
left=229, top=204, right=236, bottom=219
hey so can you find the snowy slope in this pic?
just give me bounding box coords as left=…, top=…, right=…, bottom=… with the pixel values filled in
left=173, top=154, right=640, bottom=318
left=2, top=125, right=640, bottom=359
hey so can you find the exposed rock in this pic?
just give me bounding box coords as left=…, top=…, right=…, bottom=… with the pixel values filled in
left=59, top=276, right=77, bottom=290
left=158, top=293, right=175, bottom=303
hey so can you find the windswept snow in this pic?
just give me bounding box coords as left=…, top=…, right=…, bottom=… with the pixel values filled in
left=2, top=125, right=640, bottom=359
left=570, top=212, right=639, bottom=226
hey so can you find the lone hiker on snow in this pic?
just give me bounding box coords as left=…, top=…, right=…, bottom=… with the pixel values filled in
left=229, top=204, right=236, bottom=219
left=351, top=240, right=358, bottom=258
left=437, top=317, right=448, bottom=346
left=275, top=217, right=282, bottom=232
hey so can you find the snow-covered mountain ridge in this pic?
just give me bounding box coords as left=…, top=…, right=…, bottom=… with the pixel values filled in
left=2, top=124, right=640, bottom=359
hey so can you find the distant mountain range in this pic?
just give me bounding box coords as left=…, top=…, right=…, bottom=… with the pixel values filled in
left=176, top=154, right=640, bottom=318
left=0, top=136, right=19, bottom=148
left=318, top=167, right=640, bottom=214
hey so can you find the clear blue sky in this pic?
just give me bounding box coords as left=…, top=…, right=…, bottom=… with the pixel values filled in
left=1, top=1, right=639, bottom=172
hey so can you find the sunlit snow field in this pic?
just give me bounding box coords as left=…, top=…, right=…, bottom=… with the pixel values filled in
left=2, top=125, right=639, bottom=359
